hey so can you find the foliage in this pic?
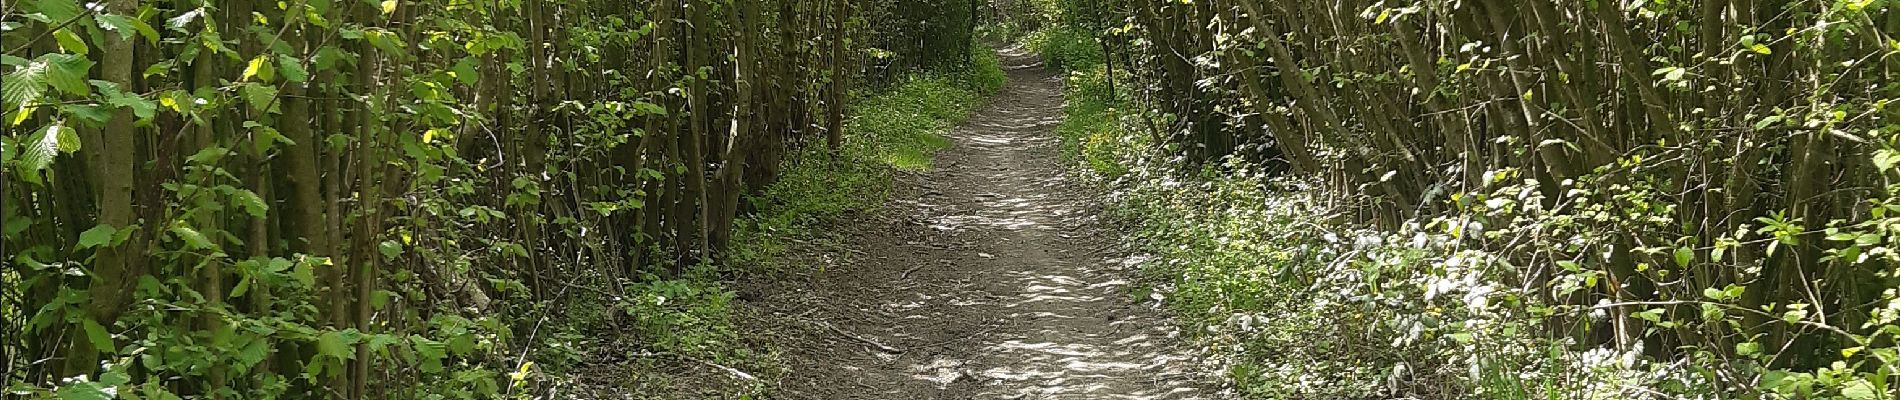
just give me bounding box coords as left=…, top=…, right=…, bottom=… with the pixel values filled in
left=1024, top=27, right=1103, bottom=72
left=1, top=0, right=994, bottom=398
left=1032, top=0, right=1900, bottom=398
left=731, top=52, right=1005, bottom=266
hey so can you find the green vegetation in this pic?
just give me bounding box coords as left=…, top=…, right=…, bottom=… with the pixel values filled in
left=1021, top=0, right=1900, bottom=398
left=730, top=47, right=1005, bottom=267
left=1, top=0, right=995, bottom=398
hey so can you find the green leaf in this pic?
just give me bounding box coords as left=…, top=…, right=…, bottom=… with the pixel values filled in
left=236, top=336, right=270, bottom=368
left=451, top=57, right=480, bottom=86
left=1700, top=303, right=1725, bottom=320
left=94, top=14, right=159, bottom=44
left=1872, top=149, right=1899, bottom=171
left=411, top=335, right=447, bottom=373
left=631, top=101, right=666, bottom=116
left=77, top=224, right=118, bottom=249
left=311, top=46, right=348, bottom=72
left=1753, top=115, right=1784, bottom=130
left=292, top=259, right=316, bottom=287
left=232, top=188, right=268, bottom=218
left=53, top=29, right=88, bottom=55
left=54, top=124, right=80, bottom=153
left=166, top=8, right=204, bottom=31
left=44, top=54, right=94, bottom=96
left=448, top=333, right=475, bottom=355
left=248, top=123, right=291, bottom=154
left=17, top=124, right=61, bottom=180
left=3, top=60, right=48, bottom=109
left=61, top=104, right=111, bottom=126
left=1635, top=308, right=1665, bottom=322
left=240, top=83, right=279, bottom=114
left=80, top=318, right=113, bottom=354
left=241, top=55, right=268, bottom=82
left=54, top=381, right=111, bottom=400
left=1736, top=341, right=1762, bottom=356
left=316, top=330, right=358, bottom=361
left=1673, top=246, right=1693, bottom=268
left=169, top=223, right=215, bottom=250
left=378, top=240, right=402, bottom=259
left=93, top=80, right=156, bottom=121
left=1840, top=379, right=1879, bottom=400
left=278, top=54, right=308, bottom=83
left=27, top=0, right=82, bottom=22
left=1747, top=43, right=1772, bottom=55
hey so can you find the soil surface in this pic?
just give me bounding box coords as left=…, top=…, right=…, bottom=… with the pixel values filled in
left=752, top=47, right=1213, bottom=400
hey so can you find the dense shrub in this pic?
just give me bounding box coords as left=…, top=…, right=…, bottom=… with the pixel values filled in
left=1034, top=1, right=1900, bottom=397
left=729, top=49, right=1005, bottom=265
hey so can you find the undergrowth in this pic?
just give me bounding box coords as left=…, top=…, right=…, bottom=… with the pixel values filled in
left=577, top=45, right=1007, bottom=397
left=727, top=45, right=1004, bottom=267
left=1040, top=26, right=1900, bottom=400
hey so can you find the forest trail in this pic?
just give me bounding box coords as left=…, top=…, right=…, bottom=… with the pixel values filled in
left=757, top=47, right=1211, bottom=399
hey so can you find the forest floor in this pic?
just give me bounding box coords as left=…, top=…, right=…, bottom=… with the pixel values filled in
left=739, top=47, right=1214, bottom=400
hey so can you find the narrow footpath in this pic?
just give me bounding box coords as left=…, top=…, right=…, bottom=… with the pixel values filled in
left=758, top=47, right=1213, bottom=400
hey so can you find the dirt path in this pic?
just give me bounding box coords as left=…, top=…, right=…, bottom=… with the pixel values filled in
left=754, top=47, right=1211, bottom=400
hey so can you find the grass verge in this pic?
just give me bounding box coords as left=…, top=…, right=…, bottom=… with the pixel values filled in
left=581, top=47, right=1009, bottom=398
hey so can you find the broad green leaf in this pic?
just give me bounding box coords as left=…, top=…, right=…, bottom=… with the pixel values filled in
left=1840, top=379, right=1879, bottom=400
left=44, top=54, right=93, bottom=96
left=240, top=84, right=279, bottom=114
left=291, top=257, right=316, bottom=287
left=378, top=240, right=402, bottom=259
left=93, top=80, right=156, bottom=121
left=381, top=0, right=399, bottom=14
left=166, top=8, right=205, bottom=31
left=1673, top=246, right=1693, bottom=268
left=241, top=55, right=267, bottom=82
left=315, top=330, right=358, bottom=361
left=232, top=188, right=268, bottom=218
left=77, top=224, right=118, bottom=249
left=422, top=128, right=449, bottom=143
left=54, top=381, right=111, bottom=400
left=2, top=60, right=48, bottom=108
left=81, top=318, right=113, bottom=354
left=1747, top=43, right=1771, bottom=55
left=53, top=29, right=88, bottom=55
left=311, top=46, right=348, bottom=72
left=95, top=14, right=159, bottom=43
left=236, top=336, right=270, bottom=368
left=1873, top=149, right=1899, bottom=171
left=1634, top=308, right=1665, bottom=322
left=411, top=335, right=447, bottom=373
left=1753, top=115, right=1784, bottom=130
left=278, top=54, right=308, bottom=83
left=169, top=223, right=215, bottom=250
left=448, top=333, right=475, bottom=355
left=28, top=0, right=83, bottom=23
left=17, top=124, right=61, bottom=179
left=452, top=58, right=480, bottom=85
left=54, top=124, right=79, bottom=153
left=0, top=135, right=14, bottom=166
left=631, top=101, right=666, bottom=116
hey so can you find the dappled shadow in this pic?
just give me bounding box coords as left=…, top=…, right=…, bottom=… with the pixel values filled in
left=891, top=46, right=1209, bottom=399
left=775, top=46, right=1212, bottom=400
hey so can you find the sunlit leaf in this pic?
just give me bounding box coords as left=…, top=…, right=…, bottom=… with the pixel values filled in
left=77, top=224, right=119, bottom=249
